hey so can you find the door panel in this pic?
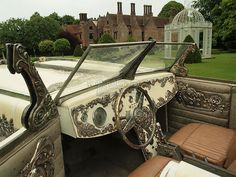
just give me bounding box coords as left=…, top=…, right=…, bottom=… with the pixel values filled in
left=0, top=120, right=64, bottom=177
left=168, top=76, right=236, bottom=133
left=0, top=44, right=64, bottom=177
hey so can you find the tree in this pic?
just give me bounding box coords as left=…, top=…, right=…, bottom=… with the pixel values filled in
left=54, top=38, right=71, bottom=56
left=0, top=18, right=27, bottom=45
left=177, top=35, right=202, bottom=64
left=192, top=0, right=221, bottom=22
left=48, top=12, right=61, bottom=24
left=24, top=15, right=62, bottom=55
left=61, top=15, right=75, bottom=25
left=38, top=40, right=54, bottom=56
left=73, top=45, right=84, bottom=57
left=213, top=0, right=236, bottom=49
left=59, top=31, right=80, bottom=51
left=158, top=1, right=184, bottom=18
left=193, top=0, right=236, bottom=49
left=98, top=33, right=115, bottom=43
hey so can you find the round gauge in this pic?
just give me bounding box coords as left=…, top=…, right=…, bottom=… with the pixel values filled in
left=93, top=107, right=107, bottom=128
left=81, top=112, right=88, bottom=123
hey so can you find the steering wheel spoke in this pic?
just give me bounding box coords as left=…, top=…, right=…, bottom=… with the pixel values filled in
left=115, top=86, right=156, bottom=149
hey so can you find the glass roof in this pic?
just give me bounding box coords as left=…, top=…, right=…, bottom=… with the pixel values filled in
left=172, top=8, right=205, bottom=25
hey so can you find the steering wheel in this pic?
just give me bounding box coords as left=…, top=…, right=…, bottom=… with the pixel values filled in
left=115, top=86, right=156, bottom=149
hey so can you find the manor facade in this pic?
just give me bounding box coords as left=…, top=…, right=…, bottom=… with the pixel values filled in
left=64, top=2, right=172, bottom=47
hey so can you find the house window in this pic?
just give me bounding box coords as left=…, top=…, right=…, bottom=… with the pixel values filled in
left=89, top=33, right=93, bottom=39
left=114, top=32, right=117, bottom=40
left=89, top=26, right=93, bottom=30
left=142, top=32, right=144, bottom=41
left=129, top=31, right=132, bottom=36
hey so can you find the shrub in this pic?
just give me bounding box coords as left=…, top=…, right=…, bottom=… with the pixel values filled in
left=98, top=33, right=115, bottom=43
left=73, top=45, right=84, bottom=57
left=176, top=35, right=202, bottom=64
left=54, top=38, right=71, bottom=56
left=0, top=44, right=6, bottom=59
left=127, top=35, right=136, bottom=42
left=38, top=40, right=54, bottom=56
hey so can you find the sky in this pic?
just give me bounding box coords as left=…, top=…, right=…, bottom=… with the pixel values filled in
left=0, top=0, right=191, bottom=22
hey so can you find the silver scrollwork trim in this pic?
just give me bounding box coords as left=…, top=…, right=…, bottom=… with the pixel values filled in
left=19, top=136, right=55, bottom=177
left=176, top=81, right=230, bottom=112
left=0, top=114, right=17, bottom=140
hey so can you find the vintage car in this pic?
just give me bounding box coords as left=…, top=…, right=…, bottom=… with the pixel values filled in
left=0, top=41, right=235, bottom=177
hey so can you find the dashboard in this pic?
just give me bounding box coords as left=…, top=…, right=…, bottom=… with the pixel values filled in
left=59, top=72, right=177, bottom=138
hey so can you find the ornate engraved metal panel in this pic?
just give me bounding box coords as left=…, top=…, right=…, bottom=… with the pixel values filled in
left=71, top=76, right=176, bottom=138
left=137, top=76, right=175, bottom=90
left=176, top=81, right=230, bottom=112
left=19, top=137, right=55, bottom=177
left=71, top=92, right=118, bottom=138
left=0, top=114, right=17, bottom=140
left=6, top=44, right=58, bottom=130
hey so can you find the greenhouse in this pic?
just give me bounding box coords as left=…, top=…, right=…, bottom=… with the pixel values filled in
left=165, top=8, right=212, bottom=58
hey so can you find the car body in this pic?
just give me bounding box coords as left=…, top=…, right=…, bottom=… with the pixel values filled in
left=0, top=41, right=235, bottom=177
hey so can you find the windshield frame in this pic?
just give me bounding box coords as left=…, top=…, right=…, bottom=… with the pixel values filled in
left=54, top=41, right=195, bottom=104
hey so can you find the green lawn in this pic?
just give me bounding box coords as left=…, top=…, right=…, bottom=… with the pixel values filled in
left=186, top=53, right=236, bottom=82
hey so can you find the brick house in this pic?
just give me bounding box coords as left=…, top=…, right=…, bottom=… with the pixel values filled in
left=64, top=2, right=171, bottom=47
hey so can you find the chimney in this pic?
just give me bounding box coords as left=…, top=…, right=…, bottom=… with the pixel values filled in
left=117, top=2, right=122, bottom=14
left=131, top=3, right=135, bottom=15
left=144, top=5, right=147, bottom=15
left=148, top=5, right=153, bottom=16
left=144, top=5, right=153, bottom=16
left=79, top=13, right=87, bottom=21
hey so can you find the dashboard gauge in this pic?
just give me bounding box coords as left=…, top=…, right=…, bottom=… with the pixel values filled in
left=81, top=112, right=88, bottom=123
left=93, top=107, right=107, bottom=128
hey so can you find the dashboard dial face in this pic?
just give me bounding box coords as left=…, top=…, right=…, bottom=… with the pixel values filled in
left=93, top=107, right=107, bottom=128
left=81, top=112, right=88, bottom=123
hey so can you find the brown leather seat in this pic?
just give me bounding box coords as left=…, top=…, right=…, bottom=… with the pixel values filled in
left=128, top=156, right=172, bottom=177
left=169, top=123, right=236, bottom=169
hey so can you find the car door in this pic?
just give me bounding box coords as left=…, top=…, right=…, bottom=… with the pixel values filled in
left=0, top=44, right=64, bottom=177
left=167, top=76, right=236, bottom=133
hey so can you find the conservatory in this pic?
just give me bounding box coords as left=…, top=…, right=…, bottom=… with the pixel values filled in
left=165, top=8, right=212, bottom=58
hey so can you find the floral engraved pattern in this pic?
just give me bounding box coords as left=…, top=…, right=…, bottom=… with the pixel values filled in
left=170, top=44, right=196, bottom=77
left=137, top=76, right=175, bottom=90
left=0, top=114, right=17, bottom=140
left=7, top=44, right=58, bottom=130
left=176, top=81, right=229, bottom=112
left=75, top=122, right=115, bottom=138
left=19, top=137, right=55, bottom=177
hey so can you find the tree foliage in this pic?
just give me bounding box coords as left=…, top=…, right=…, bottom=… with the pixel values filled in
left=61, top=15, right=76, bottom=25
left=24, top=15, right=62, bottom=54
left=127, top=35, right=136, bottom=42
left=192, top=0, right=221, bottom=22
left=98, top=33, right=115, bottom=43
left=38, top=40, right=54, bottom=56
left=0, top=18, right=27, bottom=44
left=178, top=35, right=202, bottom=64
left=73, top=45, right=84, bottom=57
left=54, top=38, right=71, bottom=56
left=158, top=1, right=184, bottom=18
left=193, top=0, right=236, bottom=49
left=48, top=12, right=61, bottom=24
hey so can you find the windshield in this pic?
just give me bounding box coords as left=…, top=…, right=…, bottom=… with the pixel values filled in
left=55, top=42, right=193, bottom=100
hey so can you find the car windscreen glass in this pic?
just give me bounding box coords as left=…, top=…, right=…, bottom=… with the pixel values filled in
left=137, top=43, right=192, bottom=74
left=59, top=42, right=150, bottom=97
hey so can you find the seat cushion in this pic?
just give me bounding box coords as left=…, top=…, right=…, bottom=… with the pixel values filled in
left=169, top=123, right=236, bottom=167
left=128, top=156, right=171, bottom=177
